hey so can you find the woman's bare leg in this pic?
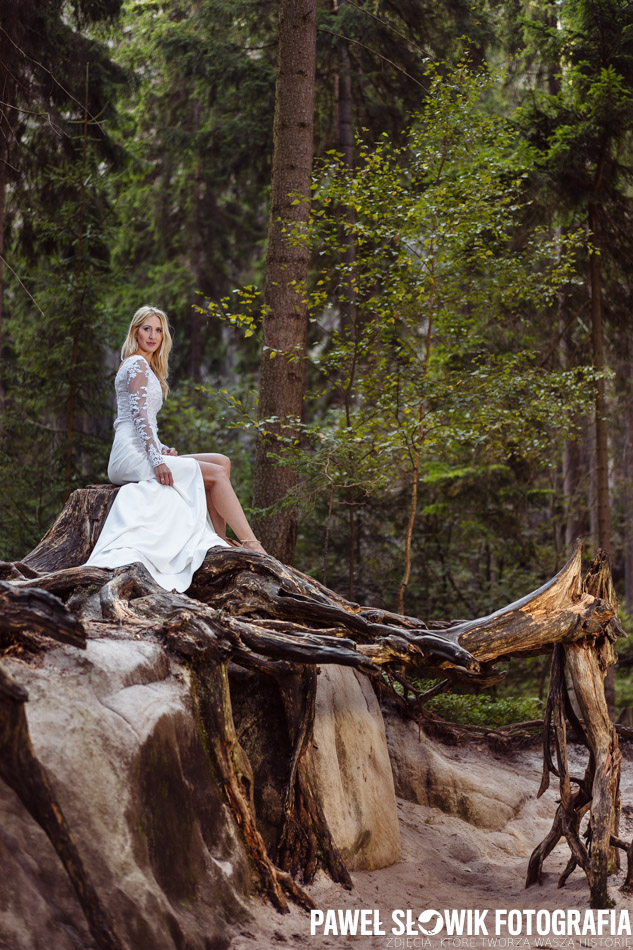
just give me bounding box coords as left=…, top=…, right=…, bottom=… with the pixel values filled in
left=184, top=453, right=229, bottom=538
left=185, top=453, right=265, bottom=553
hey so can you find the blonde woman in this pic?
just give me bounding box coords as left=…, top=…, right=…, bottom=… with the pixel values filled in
left=87, top=306, right=265, bottom=591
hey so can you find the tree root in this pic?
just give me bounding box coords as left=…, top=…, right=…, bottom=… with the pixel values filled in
left=527, top=550, right=624, bottom=909
left=1, top=490, right=629, bottom=917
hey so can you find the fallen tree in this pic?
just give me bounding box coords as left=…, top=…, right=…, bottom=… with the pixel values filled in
left=0, top=484, right=628, bottom=947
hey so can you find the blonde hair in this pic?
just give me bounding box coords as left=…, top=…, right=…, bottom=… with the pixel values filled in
left=121, top=306, right=172, bottom=396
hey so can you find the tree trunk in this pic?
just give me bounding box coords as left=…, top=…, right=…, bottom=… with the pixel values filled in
left=623, top=334, right=633, bottom=614
left=588, top=202, right=614, bottom=719
left=588, top=207, right=611, bottom=555
left=334, top=0, right=359, bottom=596
left=0, top=133, right=5, bottom=399
left=334, top=0, right=353, bottom=169
left=253, top=0, right=317, bottom=563
left=558, top=253, right=585, bottom=553
left=190, top=97, right=204, bottom=386
left=64, top=65, right=90, bottom=500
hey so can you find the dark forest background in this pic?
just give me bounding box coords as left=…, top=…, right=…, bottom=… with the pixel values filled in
left=3, top=0, right=633, bottom=714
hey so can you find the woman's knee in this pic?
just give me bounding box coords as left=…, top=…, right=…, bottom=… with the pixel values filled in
left=198, top=459, right=230, bottom=489
left=192, top=452, right=231, bottom=476
left=217, top=453, right=231, bottom=476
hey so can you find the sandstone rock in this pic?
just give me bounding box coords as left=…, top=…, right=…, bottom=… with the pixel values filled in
left=306, top=667, right=401, bottom=871
left=0, top=639, right=252, bottom=950
left=385, top=713, right=530, bottom=831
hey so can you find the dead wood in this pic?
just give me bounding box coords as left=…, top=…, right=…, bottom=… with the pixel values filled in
left=448, top=543, right=620, bottom=663
left=0, top=580, right=85, bottom=649
left=1, top=486, right=629, bottom=917
left=20, top=485, right=119, bottom=573
left=525, top=550, right=625, bottom=908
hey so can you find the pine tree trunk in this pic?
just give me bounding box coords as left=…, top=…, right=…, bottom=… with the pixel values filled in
left=334, top=0, right=353, bottom=168
left=588, top=202, right=614, bottom=718
left=559, top=305, right=584, bottom=553
left=334, top=1, right=358, bottom=596
left=589, top=218, right=611, bottom=555
left=253, top=0, right=317, bottom=562
left=64, top=67, right=90, bottom=499
left=190, top=97, right=204, bottom=386
left=625, top=339, right=633, bottom=614
left=0, top=136, right=5, bottom=400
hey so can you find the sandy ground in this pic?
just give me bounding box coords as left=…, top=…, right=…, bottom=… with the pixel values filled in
left=231, top=738, right=633, bottom=950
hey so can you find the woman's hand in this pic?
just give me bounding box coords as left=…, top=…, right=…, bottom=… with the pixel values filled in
left=154, top=462, right=174, bottom=487
left=162, top=446, right=178, bottom=456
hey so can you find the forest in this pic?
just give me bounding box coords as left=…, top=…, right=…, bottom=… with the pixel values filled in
left=2, top=0, right=633, bottom=715
left=6, top=2, right=633, bottom=943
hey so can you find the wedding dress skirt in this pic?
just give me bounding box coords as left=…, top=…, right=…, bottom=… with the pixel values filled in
left=86, top=422, right=229, bottom=592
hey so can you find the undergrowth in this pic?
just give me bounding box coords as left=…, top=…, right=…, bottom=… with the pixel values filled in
left=426, top=693, right=543, bottom=727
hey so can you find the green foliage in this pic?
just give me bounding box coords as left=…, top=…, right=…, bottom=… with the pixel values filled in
left=427, top=691, right=543, bottom=727
left=198, top=63, right=604, bottom=610
left=1, top=150, right=119, bottom=558
left=108, top=0, right=277, bottom=379
left=291, top=64, right=595, bottom=604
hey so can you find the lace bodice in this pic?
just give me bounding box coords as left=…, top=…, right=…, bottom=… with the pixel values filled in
left=113, top=355, right=166, bottom=469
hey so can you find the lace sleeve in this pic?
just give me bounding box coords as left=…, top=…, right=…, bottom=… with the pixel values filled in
left=125, top=358, right=164, bottom=469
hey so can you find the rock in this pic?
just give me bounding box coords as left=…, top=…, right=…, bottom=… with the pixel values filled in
left=618, top=706, right=633, bottom=727
left=229, top=665, right=292, bottom=855
left=306, top=666, right=401, bottom=871
left=385, top=713, right=530, bottom=831
left=0, top=640, right=403, bottom=947
left=0, top=639, right=252, bottom=950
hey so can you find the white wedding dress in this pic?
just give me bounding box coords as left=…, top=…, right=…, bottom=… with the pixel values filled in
left=86, top=354, right=228, bottom=591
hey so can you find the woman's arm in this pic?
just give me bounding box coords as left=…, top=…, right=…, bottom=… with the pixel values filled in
left=125, top=358, right=166, bottom=470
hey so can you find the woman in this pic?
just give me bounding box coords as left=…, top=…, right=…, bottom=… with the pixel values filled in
left=86, top=306, right=265, bottom=591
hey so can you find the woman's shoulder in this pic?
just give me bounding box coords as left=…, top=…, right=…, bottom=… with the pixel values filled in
left=118, top=353, right=150, bottom=375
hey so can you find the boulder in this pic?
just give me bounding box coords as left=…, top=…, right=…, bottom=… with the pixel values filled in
left=385, top=713, right=530, bottom=831
left=0, top=638, right=252, bottom=950
left=306, top=666, right=401, bottom=870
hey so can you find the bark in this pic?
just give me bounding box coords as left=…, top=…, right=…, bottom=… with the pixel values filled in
left=17, top=484, right=119, bottom=573
left=190, top=657, right=290, bottom=911
left=588, top=203, right=611, bottom=555
left=624, top=337, right=633, bottom=614
left=0, top=132, right=5, bottom=399
left=526, top=550, right=622, bottom=908
left=334, top=0, right=354, bottom=169
left=64, top=65, right=90, bottom=500
left=253, top=0, right=317, bottom=563
left=273, top=666, right=352, bottom=887
left=558, top=281, right=585, bottom=552
left=588, top=203, right=615, bottom=719
left=333, top=2, right=359, bottom=596
left=189, top=97, right=204, bottom=385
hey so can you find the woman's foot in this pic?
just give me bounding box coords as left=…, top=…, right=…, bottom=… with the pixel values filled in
left=241, top=538, right=267, bottom=555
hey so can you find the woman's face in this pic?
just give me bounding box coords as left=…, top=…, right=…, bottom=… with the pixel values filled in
left=135, top=314, right=163, bottom=362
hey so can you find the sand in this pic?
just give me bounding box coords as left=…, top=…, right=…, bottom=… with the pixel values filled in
left=231, top=737, right=633, bottom=950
